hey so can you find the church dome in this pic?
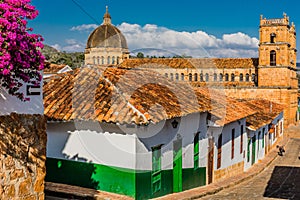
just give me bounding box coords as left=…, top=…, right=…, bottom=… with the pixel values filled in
left=86, top=7, right=128, bottom=49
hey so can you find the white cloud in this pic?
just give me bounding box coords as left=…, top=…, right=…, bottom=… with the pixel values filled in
left=117, top=22, right=259, bottom=58
left=70, top=24, right=98, bottom=31
left=65, top=39, right=78, bottom=45
left=51, top=44, right=61, bottom=51
left=64, top=22, right=259, bottom=57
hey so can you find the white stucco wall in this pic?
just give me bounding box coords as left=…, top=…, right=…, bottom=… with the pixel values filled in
left=0, top=78, right=43, bottom=115
left=244, top=112, right=284, bottom=170
left=208, top=119, right=246, bottom=171
left=47, top=121, right=136, bottom=169
left=135, top=112, right=208, bottom=171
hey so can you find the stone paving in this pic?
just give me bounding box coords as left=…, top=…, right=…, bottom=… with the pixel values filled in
left=199, top=138, right=300, bottom=200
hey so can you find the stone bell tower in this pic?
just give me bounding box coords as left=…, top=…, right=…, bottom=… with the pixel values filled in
left=258, top=13, right=297, bottom=88
left=257, top=13, right=298, bottom=125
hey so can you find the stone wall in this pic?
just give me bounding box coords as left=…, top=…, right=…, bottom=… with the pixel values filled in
left=214, top=161, right=244, bottom=182
left=0, top=113, right=46, bottom=200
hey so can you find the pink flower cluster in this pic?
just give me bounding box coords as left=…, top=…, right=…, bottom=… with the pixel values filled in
left=0, top=0, right=45, bottom=101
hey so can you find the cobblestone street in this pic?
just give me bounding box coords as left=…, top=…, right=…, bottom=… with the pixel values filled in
left=199, top=138, right=300, bottom=200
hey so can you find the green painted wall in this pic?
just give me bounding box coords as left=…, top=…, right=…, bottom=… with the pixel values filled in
left=46, top=158, right=136, bottom=197
left=46, top=158, right=206, bottom=200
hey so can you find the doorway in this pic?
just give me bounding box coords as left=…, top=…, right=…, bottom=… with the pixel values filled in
left=173, top=138, right=182, bottom=192
left=207, top=137, right=214, bottom=184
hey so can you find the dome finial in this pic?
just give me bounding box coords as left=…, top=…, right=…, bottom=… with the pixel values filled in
left=103, top=5, right=111, bottom=25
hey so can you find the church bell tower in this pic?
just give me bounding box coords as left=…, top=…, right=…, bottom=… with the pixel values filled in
left=257, top=13, right=297, bottom=88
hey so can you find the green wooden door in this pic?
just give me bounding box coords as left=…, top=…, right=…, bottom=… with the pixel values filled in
left=173, top=139, right=182, bottom=192
left=151, top=146, right=162, bottom=195
left=194, top=133, right=200, bottom=169
left=251, top=135, right=256, bottom=165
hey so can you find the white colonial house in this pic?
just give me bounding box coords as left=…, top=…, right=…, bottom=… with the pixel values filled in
left=43, top=66, right=218, bottom=199
left=243, top=99, right=284, bottom=170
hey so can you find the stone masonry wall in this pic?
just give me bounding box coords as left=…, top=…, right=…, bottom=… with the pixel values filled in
left=0, top=113, right=46, bottom=200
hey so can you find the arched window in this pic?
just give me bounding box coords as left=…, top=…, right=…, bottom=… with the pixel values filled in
left=181, top=73, right=184, bottom=81
left=270, top=50, right=276, bottom=66
left=117, top=56, right=120, bottom=64
left=245, top=73, right=250, bottom=82
left=93, top=56, right=96, bottom=65
left=101, top=56, right=105, bottom=65
left=189, top=73, right=192, bottom=81
left=213, top=73, right=217, bottom=82
left=194, top=73, right=198, bottom=81
left=270, top=33, right=276, bottom=43
left=165, top=73, right=168, bottom=78
left=112, top=56, right=115, bottom=64
left=205, top=73, right=209, bottom=82
left=225, top=73, right=229, bottom=81
left=219, top=73, right=223, bottom=81
left=239, top=73, right=243, bottom=82
left=231, top=73, right=235, bottom=82
left=97, top=56, right=100, bottom=64
left=170, top=73, right=174, bottom=81
left=252, top=73, right=256, bottom=82
left=200, top=73, right=203, bottom=82
left=175, top=73, right=179, bottom=81
left=107, top=56, right=111, bottom=64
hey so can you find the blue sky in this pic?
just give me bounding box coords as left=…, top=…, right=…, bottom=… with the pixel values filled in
left=29, top=0, right=300, bottom=58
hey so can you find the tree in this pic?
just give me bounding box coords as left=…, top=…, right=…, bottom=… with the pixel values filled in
left=0, top=0, right=45, bottom=101
left=137, top=52, right=144, bottom=58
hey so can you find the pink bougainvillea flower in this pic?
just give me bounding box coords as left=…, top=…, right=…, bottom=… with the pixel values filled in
left=0, top=0, right=45, bottom=101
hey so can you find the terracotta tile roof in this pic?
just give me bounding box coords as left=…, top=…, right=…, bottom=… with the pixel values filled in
left=241, top=99, right=284, bottom=130
left=44, top=63, right=69, bottom=74
left=194, top=88, right=256, bottom=125
left=43, top=67, right=212, bottom=125
left=119, top=58, right=258, bottom=69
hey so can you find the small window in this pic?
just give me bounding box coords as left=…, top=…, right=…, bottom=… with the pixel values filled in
left=97, top=56, right=100, bottom=64
left=112, top=56, right=115, bottom=64
left=239, top=73, right=243, bottom=82
left=219, top=73, right=223, bottom=81
left=181, top=73, right=184, bottom=81
left=194, top=73, right=198, bottom=81
left=245, top=73, right=250, bottom=82
left=107, top=56, right=111, bottom=64
left=225, top=73, right=229, bottom=81
left=200, top=73, right=203, bottom=82
left=175, top=73, right=179, bottom=81
left=270, top=33, right=276, bottom=43
left=170, top=73, right=174, bottom=81
left=231, top=73, right=235, bottom=82
left=270, top=50, right=276, bottom=66
left=213, top=73, right=217, bottom=82
left=189, top=73, right=192, bottom=81
left=93, top=56, right=96, bottom=65
left=165, top=73, right=168, bottom=78
left=205, top=73, right=209, bottom=82
left=116, top=56, right=120, bottom=64
left=251, top=73, right=256, bottom=82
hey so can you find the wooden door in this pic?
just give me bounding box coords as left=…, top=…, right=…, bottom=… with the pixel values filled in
left=251, top=135, right=256, bottom=165
left=207, top=137, right=214, bottom=184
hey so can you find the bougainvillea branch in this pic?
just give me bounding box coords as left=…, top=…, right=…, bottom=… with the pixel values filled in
left=0, top=0, right=44, bottom=101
